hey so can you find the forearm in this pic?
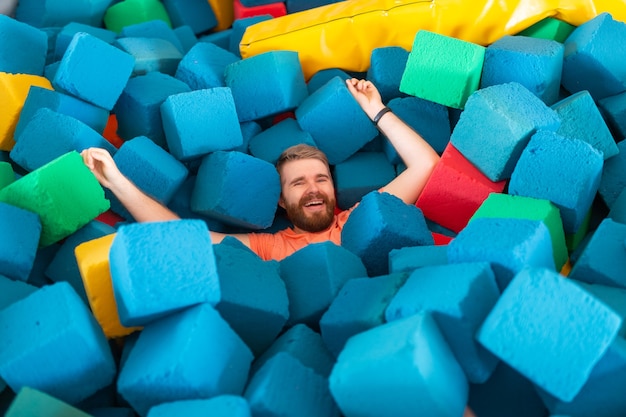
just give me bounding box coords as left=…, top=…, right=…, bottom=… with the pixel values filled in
left=107, top=175, right=181, bottom=223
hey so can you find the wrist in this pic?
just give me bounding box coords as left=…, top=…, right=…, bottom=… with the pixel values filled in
left=372, top=106, right=392, bottom=125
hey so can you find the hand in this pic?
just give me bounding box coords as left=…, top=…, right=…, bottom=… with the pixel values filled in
left=345, top=78, right=386, bottom=121
left=81, top=147, right=125, bottom=191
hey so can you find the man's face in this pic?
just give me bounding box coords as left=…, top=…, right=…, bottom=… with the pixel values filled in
left=278, top=158, right=336, bottom=233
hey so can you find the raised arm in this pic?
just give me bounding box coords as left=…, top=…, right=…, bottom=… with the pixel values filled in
left=345, top=78, right=440, bottom=205
left=81, top=147, right=250, bottom=247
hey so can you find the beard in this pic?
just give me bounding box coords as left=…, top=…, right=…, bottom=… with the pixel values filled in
left=284, top=192, right=336, bottom=233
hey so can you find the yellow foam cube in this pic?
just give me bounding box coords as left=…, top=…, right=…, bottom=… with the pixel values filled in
left=0, top=72, right=53, bottom=151
left=75, top=233, right=142, bottom=339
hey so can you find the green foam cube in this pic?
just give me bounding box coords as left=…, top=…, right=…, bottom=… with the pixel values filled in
left=0, top=161, right=15, bottom=189
left=0, top=151, right=109, bottom=247
left=400, top=30, right=485, bottom=109
left=517, top=17, right=576, bottom=43
left=5, top=387, right=92, bottom=417
left=103, top=0, right=172, bottom=33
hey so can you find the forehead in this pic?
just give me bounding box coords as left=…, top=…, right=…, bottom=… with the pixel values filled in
left=279, top=158, right=331, bottom=184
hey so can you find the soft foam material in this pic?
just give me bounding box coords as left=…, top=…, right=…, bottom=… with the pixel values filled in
left=54, top=22, right=116, bottom=61
left=0, top=71, right=52, bottom=151
left=0, top=202, right=41, bottom=281
left=598, top=138, right=626, bottom=208
left=52, top=32, right=135, bottom=111
left=4, top=387, right=93, bottom=417
left=213, top=243, right=289, bottom=355
left=233, top=0, right=287, bottom=19
left=16, top=86, right=109, bottom=139
left=576, top=282, right=626, bottom=337
left=385, top=95, right=451, bottom=158
left=229, top=15, right=272, bottom=58
left=342, top=191, right=434, bottom=276
left=103, top=0, right=172, bottom=34
left=330, top=312, right=468, bottom=417
left=366, top=46, right=409, bottom=103
left=114, top=37, right=183, bottom=76
left=119, top=19, right=184, bottom=53
left=400, top=30, right=485, bottom=109
left=0, top=161, right=14, bottom=189
left=551, top=90, right=619, bottom=159
left=173, top=25, right=198, bottom=53
left=0, top=151, right=110, bottom=247
left=296, top=76, right=378, bottom=164
left=224, top=50, right=308, bottom=122
left=447, top=217, right=556, bottom=290
left=147, top=395, right=251, bottom=417
left=114, top=71, right=191, bottom=147
left=481, top=35, right=564, bottom=105
left=333, top=152, right=396, bottom=210
left=251, top=323, right=335, bottom=378
left=245, top=352, right=340, bottom=417
left=562, top=12, right=626, bottom=100
left=15, top=0, right=111, bottom=28
left=162, top=0, right=218, bottom=34
left=508, top=130, right=604, bottom=234
left=568, top=218, right=626, bottom=288
left=416, top=143, right=507, bottom=233
left=45, top=220, right=116, bottom=304
left=450, top=82, right=561, bottom=182
left=608, top=188, right=626, bottom=224
left=597, top=91, right=626, bottom=140
left=0, top=274, right=37, bottom=310
left=286, top=0, right=341, bottom=13
left=117, top=303, right=253, bottom=417
left=0, top=14, right=47, bottom=75
left=388, top=245, right=449, bottom=273
left=75, top=233, right=142, bottom=339
left=306, top=68, right=350, bottom=95
left=476, top=267, right=622, bottom=402
left=470, top=192, right=568, bottom=271
left=11, top=107, right=117, bottom=172
left=536, top=336, right=626, bottom=417
left=191, top=151, right=280, bottom=229
left=319, top=273, right=408, bottom=357
left=161, top=87, right=243, bottom=160
left=248, top=117, right=315, bottom=164
left=0, top=282, right=117, bottom=404
left=517, top=15, right=576, bottom=40
left=386, top=262, right=500, bottom=383
left=109, top=136, right=188, bottom=219
left=109, top=220, right=220, bottom=327
left=199, top=29, right=233, bottom=51
left=279, top=241, right=367, bottom=327
left=174, top=41, right=239, bottom=90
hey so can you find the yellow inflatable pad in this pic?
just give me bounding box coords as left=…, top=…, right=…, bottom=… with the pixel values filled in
left=75, top=233, right=142, bottom=339
left=240, top=0, right=626, bottom=79
left=0, top=72, right=52, bottom=151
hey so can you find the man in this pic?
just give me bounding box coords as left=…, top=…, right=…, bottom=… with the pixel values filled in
left=82, top=78, right=440, bottom=261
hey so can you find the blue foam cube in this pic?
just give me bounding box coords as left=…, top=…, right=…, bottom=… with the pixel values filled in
left=213, top=243, right=289, bottom=355
left=307, top=68, right=350, bottom=95
left=333, top=152, right=396, bottom=210
left=296, top=76, right=378, bottom=165
left=53, top=22, right=116, bottom=61
left=366, top=46, right=410, bottom=103
left=599, top=139, right=626, bottom=208
left=191, top=151, right=280, bottom=229
left=597, top=91, right=626, bottom=140
left=10, top=107, right=117, bottom=172
left=388, top=245, right=448, bottom=273
left=228, top=15, right=272, bottom=57
left=608, top=188, right=626, bottom=224
left=476, top=267, right=622, bottom=401
left=385, top=262, right=500, bottom=383
left=15, top=0, right=110, bottom=28
left=147, top=395, right=250, bottom=417
left=450, top=82, right=561, bottom=181
left=0, top=274, right=37, bottom=309
left=481, top=35, right=564, bottom=105
left=174, top=41, right=239, bottom=90
left=341, top=191, right=434, bottom=277
left=552, top=90, right=619, bottom=159
left=0, top=202, right=41, bottom=281
left=118, top=303, right=253, bottom=416
left=114, top=71, right=191, bottom=147
left=319, top=273, right=408, bottom=357
left=279, top=241, right=367, bottom=327
left=245, top=352, right=340, bottom=417
left=224, top=50, right=308, bottom=122
left=161, top=87, right=243, bottom=160
left=248, top=117, right=316, bottom=164
left=119, top=19, right=184, bottom=53
left=329, top=312, right=468, bottom=417
left=562, top=12, right=626, bottom=100
left=114, top=37, right=183, bottom=76
left=447, top=217, right=555, bottom=290
left=53, top=32, right=135, bottom=110
left=508, top=130, right=604, bottom=233
left=173, top=25, right=198, bottom=54
left=0, top=14, right=47, bottom=75
left=0, top=282, right=116, bottom=404
left=162, top=0, right=217, bottom=34
left=109, top=220, right=220, bottom=326
left=5, top=387, right=94, bottom=417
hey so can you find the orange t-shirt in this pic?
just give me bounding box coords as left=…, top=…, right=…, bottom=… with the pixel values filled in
left=248, top=208, right=354, bottom=261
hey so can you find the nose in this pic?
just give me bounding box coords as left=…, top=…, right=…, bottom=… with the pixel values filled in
left=306, top=179, right=319, bottom=193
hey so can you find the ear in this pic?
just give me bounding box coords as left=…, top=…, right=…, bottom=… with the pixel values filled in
left=278, top=194, right=286, bottom=209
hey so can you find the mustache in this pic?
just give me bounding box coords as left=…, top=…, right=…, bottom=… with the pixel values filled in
left=299, top=192, right=330, bottom=206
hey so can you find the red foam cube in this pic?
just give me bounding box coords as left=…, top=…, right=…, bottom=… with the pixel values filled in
left=233, top=0, right=286, bottom=19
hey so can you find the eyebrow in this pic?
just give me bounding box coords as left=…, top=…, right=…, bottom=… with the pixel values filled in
left=288, top=173, right=330, bottom=186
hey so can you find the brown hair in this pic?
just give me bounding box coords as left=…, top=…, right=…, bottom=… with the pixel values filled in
left=275, top=144, right=330, bottom=175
